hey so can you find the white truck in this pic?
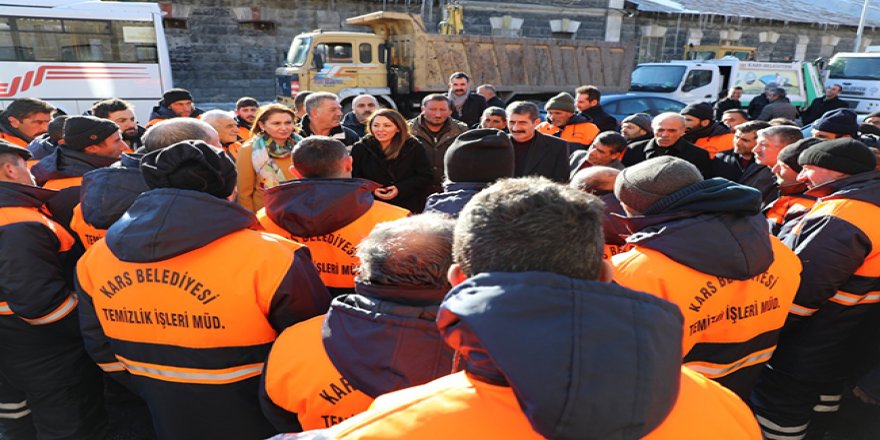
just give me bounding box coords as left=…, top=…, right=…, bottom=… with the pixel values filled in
left=825, top=51, right=880, bottom=114
left=629, top=59, right=824, bottom=108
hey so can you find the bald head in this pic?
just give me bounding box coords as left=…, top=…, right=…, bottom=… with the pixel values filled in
left=142, top=118, right=220, bottom=152
left=352, top=94, right=379, bottom=124
left=571, top=166, right=620, bottom=195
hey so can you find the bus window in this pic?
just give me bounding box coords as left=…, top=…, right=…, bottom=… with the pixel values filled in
left=1, top=16, right=158, bottom=63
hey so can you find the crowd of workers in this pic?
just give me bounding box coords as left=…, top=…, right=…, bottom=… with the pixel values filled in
left=0, top=70, right=879, bottom=440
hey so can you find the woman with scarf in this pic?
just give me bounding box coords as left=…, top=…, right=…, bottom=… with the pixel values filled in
left=351, top=109, right=433, bottom=213
left=236, top=104, right=302, bottom=211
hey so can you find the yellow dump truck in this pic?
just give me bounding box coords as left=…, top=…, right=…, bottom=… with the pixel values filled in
left=275, top=11, right=635, bottom=114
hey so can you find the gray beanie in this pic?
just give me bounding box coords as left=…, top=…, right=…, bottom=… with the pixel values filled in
left=622, top=113, right=653, bottom=134
left=614, top=156, right=703, bottom=215
left=545, top=92, right=576, bottom=113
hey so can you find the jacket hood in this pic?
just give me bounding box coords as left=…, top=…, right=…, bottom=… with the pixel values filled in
left=324, top=284, right=454, bottom=398
left=79, top=167, right=149, bottom=229
left=264, top=178, right=379, bottom=237
left=114, top=152, right=143, bottom=170
left=621, top=178, right=773, bottom=279
left=423, top=182, right=487, bottom=217
left=0, top=181, right=56, bottom=208
left=684, top=121, right=729, bottom=143
left=807, top=171, right=880, bottom=204
left=26, top=134, right=58, bottom=161
left=31, top=148, right=118, bottom=185
left=438, top=272, right=683, bottom=440
left=106, top=188, right=258, bottom=262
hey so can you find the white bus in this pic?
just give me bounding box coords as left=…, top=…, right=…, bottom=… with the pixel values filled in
left=0, top=0, right=172, bottom=123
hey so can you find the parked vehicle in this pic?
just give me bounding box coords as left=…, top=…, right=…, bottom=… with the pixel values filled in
left=600, top=94, right=687, bottom=121
left=629, top=59, right=824, bottom=108
left=825, top=52, right=880, bottom=114
left=0, top=0, right=173, bottom=123
left=276, top=11, right=635, bottom=115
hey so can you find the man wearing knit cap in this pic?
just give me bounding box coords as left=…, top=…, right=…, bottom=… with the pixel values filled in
left=76, top=140, right=331, bottom=440
left=620, top=113, right=653, bottom=144
left=680, top=102, right=734, bottom=158
left=801, top=84, right=849, bottom=125
left=0, top=139, right=109, bottom=439
left=621, top=113, right=714, bottom=178
left=536, top=92, right=599, bottom=151
left=811, top=108, right=859, bottom=140
left=146, top=87, right=205, bottom=127
left=762, top=138, right=820, bottom=238
left=612, top=156, right=801, bottom=400
left=424, top=128, right=514, bottom=217
left=257, top=136, right=409, bottom=297
left=750, top=138, right=880, bottom=440
left=31, top=115, right=126, bottom=231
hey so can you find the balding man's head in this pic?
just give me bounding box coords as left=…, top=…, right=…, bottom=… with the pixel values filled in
left=352, top=94, right=379, bottom=124
left=652, top=113, right=686, bottom=148
left=142, top=118, right=220, bottom=152
left=570, top=166, right=620, bottom=195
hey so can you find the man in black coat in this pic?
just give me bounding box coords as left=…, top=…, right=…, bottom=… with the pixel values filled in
left=801, top=84, right=850, bottom=125
left=477, top=84, right=506, bottom=109
left=575, top=85, right=617, bottom=132
left=622, top=112, right=713, bottom=178
left=505, top=101, right=569, bottom=182
left=714, top=87, right=743, bottom=120
left=448, top=72, right=487, bottom=127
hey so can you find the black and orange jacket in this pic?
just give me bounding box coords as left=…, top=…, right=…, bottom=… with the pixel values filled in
left=770, top=172, right=880, bottom=382
left=302, top=273, right=758, bottom=439
left=0, top=182, right=97, bottom=390
left=763, top=182, right=815, bottom=239
left=612, top=178, right=801, bottom=399
left=0, top=118, right=30, bottom=147
left=70, top=154, right=149, bottom=249
left=260, top=283, right=454, bottom=432
left=685, top=122, right=734, bottom=159
left=75, top=188, right=331, bottom=439
left=258, top=179, right=409, bottom=296
left=535, top=114, right=600, bottom=150
left=31, top=147, right=118, bottom=233
left=146, top=104, right=205, bottom=128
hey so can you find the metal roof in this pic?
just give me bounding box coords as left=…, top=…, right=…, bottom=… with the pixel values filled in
left=632, top=0, right=880, bottom=27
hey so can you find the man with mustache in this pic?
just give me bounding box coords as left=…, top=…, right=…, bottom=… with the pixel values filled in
left=92, top=99, right=145, bottom=151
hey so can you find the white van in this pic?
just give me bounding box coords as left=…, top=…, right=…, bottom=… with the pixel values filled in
left=630, top=59, right=824, bottom=107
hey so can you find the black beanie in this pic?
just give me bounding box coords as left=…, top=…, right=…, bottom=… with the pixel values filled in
left=680, top=102, right=714, bottom=121
left=63, top=115, right=119, bottom=151
left=813, top=108, right=858, bottom=137
left=777, top=138, right=823, bottom=173
left=444, top=129, right=514, bottom=183
left=161, top=88, right=194, bottom=107
left=140, top=140, right=237, bottom=198
left=866, top=110, right=880, bottom=120
left=48, top=115, right=68, bottom=142
left=798, top=138, right=877, bottom=175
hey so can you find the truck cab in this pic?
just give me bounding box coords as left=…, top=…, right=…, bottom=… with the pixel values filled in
left=630, top=62, right=724, bottom=103
left=275, top=31, right=393, bottom=109
left=826, top=52, right=880, bottom=114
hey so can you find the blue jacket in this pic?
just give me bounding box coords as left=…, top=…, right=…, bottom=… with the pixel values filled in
left=423, top=182, right=487, bottom=218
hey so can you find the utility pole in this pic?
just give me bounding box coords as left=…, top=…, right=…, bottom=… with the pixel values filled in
left=855, top=0, right=870, bottom=51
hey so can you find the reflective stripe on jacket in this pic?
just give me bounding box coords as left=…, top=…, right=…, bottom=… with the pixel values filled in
left=612, top=237, right=801, bottom=398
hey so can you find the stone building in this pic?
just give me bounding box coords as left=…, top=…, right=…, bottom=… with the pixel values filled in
left=156, top=0, right=880, bottom=103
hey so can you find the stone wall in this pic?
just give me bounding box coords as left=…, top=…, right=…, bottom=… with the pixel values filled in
left=160, top=0, right=613, bottom=104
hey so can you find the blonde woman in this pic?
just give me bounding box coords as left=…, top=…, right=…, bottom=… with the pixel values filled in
left=236, top=104, right=302, bottom=211
left=351, top=109, right=432, bottom=213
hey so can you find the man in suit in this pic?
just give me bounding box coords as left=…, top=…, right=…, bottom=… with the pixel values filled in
left=505, top=101, right=569, bottom=182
